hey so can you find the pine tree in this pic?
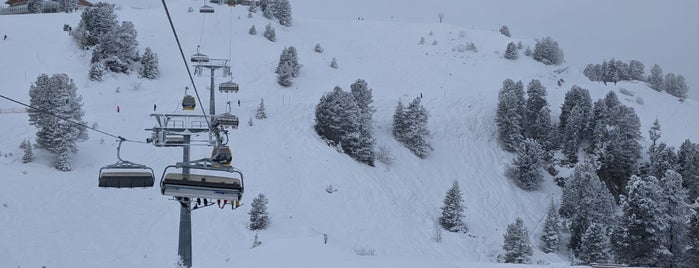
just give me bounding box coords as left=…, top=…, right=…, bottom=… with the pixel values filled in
left=612, top=175, right=666, bottom=267
left=255, top=99, right=267, bottom=119
left=533, top=36, right=564, bottom=65
left=508, top=138, right=544, bottom=191
left=58, top=0, right=79, bottom=13
left=276, top=61, right=293, bottom=86
left=262, top=0, right=274, bottom=19
left=500, top=218, right=533, bottom=264
left=648, top=64, right=664, bottom=92
left=540, top=202, right=561, bottom=253
left=248, top=193, right=270, bottom=231
left=273, top=0, right=292, bottom=26
left=577, top=223, right=612, bottom=264
left=504, top=42, right=518, bottom=60
left=496, top=79, right=525, bottom=152
left=686, top=206, right=699, bottom=267
left=286, top=46, right=302, bottom=77
left=678, top=139, right=699, bottom=201
left=89, top=62, right=104, bottom=81
left=314, top=87, right=362, bottom=161
left=392, top=100, right=407, bottom=142
left=562, top=105, right=585, bottom=163
left=249, top=25, right=257, bottom=35
left=248, top=1, right=257, bottom=13
left=21, top=139, right=33, bottom=163
left=263, top=23, right=276, bottom=42
left=401, top=97, right=432, bottom=158
left=499, top=25, right=511, bottom=37
left=559, top=161, right=617, bottom=254
left=628, top=60, right=645, bottom=81
left=27, top=0, right=42, bottom=13
left=139, top=47, right=159, bottom=79
left=75, top=2, right=118, bottom=48
left=524, top=79, right=547, bottom=138
left=658, top=170, right=690, bottom=268
left=28, top=74, right=88, bottom=171
left=438, top=181, right=467, bottom=233
left=330, top=57, right=338, bottom=69
left=350, top=79, right=376, bottom=166
left=664, top=73, right=689, bottom=100
left=314, top=43, right=323, bottom=53
left=558, top=85, right=591, bottom=138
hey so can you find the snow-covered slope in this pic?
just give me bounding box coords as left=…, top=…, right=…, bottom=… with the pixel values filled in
left=1, top=1, right=698, bottom=267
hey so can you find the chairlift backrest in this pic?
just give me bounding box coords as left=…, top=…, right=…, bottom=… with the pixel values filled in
left=199, top=5, right=215, bottom=13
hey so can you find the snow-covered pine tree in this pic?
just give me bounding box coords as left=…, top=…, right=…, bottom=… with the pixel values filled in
left=21, top=139, right=33, bottom=163
left=559, top=161, right=617, bottom=255
left=89, top=62, right=104, bottom=81
left=648, top=64, right=664, bottom=92
left=101, top=20, right=140, bottom=73
left=686, top=206, right=699, bottom=267
left=524, top=79, right=547, bottom=138
left=256, top=98, right=267, bottom=119
left=533, top=36, right=564, bottom=65
left=533, top=106, right=555, bottom=153
left=583, top=64, right=602, bottom=82
left=286, top=46, right=301, bottom=77
left=330, top=57, right=338, bottom=69
left=27, top=0, right=42, bottom=13
left=139, top=47, right=159, bottom=79
left=508, top=138, right=544, bottom=191
left=540, top=201, right=561, bottom=253
left=273, top=0, right=292, bottom=26
left=28, top=74, right=88, bottom=171
left=75, top=2, right=118, bottom=48
left=314, top=87, right=362, bottom=161
left=350, top=79, right=376, bottom=166
left=495, top=79, right=525, bottom=152
left=438, top=181, right=467, bottom=233
left=248, top=193, right=270, bottom=231
left=628, top=60, right=645, bottom=81
left=500, top=218, right=533, bottom=264
left=647, top=143, right=678, bottom=179
left=499, top=25, right=511, bottom=37
left=649, top=119, right=662, bottom=150
left=678, top=139, right=699, bottom=201
left=664, top=73, right=689, bottom=100
left=248, top=1, right=257, bottom=13
left=276, top=61, right=293, bottom=86
left=418, top=37, right=425, bottom=45
left=248, top=117, right=253, bottom=126
left=612, top=175, right=666, bottom=267
left=401, top=97, right=432, bottom=159
left=263, top=23, right=276, bottom=42
left=658, top=170, right=690, bottom=268
left=577, top=223, right=612, bottom=265
left=314, top=43, right=323, bottom=53
left=558, top=85, right=592, bottom=138
left=392, top=100, right=407, bottom=142
left=249, top=25, right=257, bottom=35
left=504, top=42, right=518, bottom=60
left=58, top=0, right=79, bottom=13
left=562, top=105, right=585, bottom=163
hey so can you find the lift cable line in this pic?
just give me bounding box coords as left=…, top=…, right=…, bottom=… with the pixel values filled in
left=0, top=94, right=147, bottom=144
left=160, top=0, right=211, bottom=130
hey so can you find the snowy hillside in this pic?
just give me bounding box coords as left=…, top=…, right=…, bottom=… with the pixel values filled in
left=1, top=1, right=698, bottom=267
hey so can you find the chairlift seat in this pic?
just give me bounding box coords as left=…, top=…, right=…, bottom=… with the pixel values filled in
left=190, top=52, right=210, bottom=63
left=161, top=173, right=242, bottom=201
left=212, top=113, right=239, bottom=128
left=99, top=171, right=155, bottom=188
left=199, top=5, right=215, bottom=13
left=218, top=81, right=239, bottom=93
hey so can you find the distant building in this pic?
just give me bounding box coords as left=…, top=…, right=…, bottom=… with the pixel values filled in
left=1, top=0, right=93, bottom=15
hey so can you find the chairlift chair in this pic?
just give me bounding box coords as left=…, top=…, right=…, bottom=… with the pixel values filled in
left=212, top=101, right=239, bottom=128
left=218, top=81, right=239, bottom=93
left=98, top=139, right=155, bottom=188
left=160, top=159, right=244, bottom=208
left=199, top=4, right=215, bottom=13
left=190, top=52, right=210, bottom=63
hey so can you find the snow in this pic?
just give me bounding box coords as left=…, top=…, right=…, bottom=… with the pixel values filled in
left=0, top=0, right=697, bottom=267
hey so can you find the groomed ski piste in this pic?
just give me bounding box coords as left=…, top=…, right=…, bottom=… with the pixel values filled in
left=1, top=0, right=698, bottom=267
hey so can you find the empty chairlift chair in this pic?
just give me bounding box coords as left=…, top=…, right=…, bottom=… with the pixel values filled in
left=212, top=101, right=239, bottom=128
left=218, top=81, right=239, bottom=93
left=190, top=52, right=210, bottom=63
left=160, top=159, right=244, bottom=208
left=199, top=4, right=214, bottom=13
left=98, top=139, right=155, bottom=188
